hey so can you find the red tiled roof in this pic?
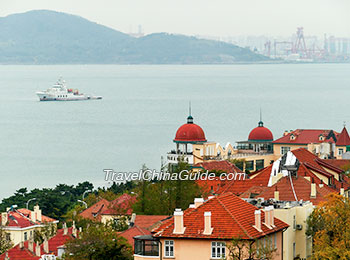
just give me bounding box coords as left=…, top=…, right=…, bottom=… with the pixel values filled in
left=194, top=160, right=243, bottom=173
left=80, top=194, right=137, bottom=220
left=336, top=127, right=350, bottom=146
left=102, top=194, right=136, bottom=215
left=153, top=193, right=288, bottom=240
left=240, top=175, right=333, bottom=205
left=0, top=243, right=40, bottom=260
left=0, top=208, right=57, bottom=229
left=291, top=148, right=349, bottom=192
left=119, top=226, right=151, bottom=249
left=133, top=215, right=170, bottom=230
left=273, top=129, right=338, bottom=145
left=323, top=159, right=350, bottom=169
left=79, top=198, right=111, bottom=221
left=43, top=227, right=75, bottom=255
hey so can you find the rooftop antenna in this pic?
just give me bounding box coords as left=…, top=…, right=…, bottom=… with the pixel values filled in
left=344, top=121, right=346, bottom=127
left=189, top=101, right=192, bottom=116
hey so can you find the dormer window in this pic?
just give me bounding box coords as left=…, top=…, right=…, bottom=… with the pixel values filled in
left=319, top=135, right=324, bottom=141
left=290, top=134, right=295, bottom=141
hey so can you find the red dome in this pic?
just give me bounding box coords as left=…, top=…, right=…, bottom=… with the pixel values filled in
left=174, top=116, right=207, bottom=143
left=248, top=121, right=273, bottom=141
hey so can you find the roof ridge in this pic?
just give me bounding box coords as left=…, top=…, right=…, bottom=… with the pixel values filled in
left=215, top=194, right=254, bottom=239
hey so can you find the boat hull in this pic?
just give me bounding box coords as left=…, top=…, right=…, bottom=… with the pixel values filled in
left=36, top=92, right=102, bottom=101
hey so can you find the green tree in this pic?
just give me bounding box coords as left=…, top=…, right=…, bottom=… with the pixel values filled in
left=133, top=161, right=202, bottom=215
left=64, top=224, right=132, bottom=260
left=0, top=226, right=13, bottom=255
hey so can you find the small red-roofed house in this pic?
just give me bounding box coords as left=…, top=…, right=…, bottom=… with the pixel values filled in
left=273, top=127, right=350, bottom=159
left=0, top=205, right=58, bottom=247
left=79, top=193, right=136, bottom=224
left=134, top=193, right=288, bottom=260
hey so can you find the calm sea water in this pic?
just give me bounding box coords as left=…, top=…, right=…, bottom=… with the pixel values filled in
left=1, top=64, right=350, bottom=199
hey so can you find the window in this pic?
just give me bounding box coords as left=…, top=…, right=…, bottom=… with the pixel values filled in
left=256, top=159, right=264, bottom=170
left=164, top=240, right=174, bottom=257
left=274, top=233, right=277, bottom=249
left=246, top=161, right=254, bottom=171
left=339, top=148, right=344, bottom=155
left=134, top=239, right=159, bottom=257
left=24, top=232, right=28, bottom=241
left=211, top=241, right=226, bottom=259
left=281, top=146, right=290, bottom=155
left=6, top=233, right=10, bottom=241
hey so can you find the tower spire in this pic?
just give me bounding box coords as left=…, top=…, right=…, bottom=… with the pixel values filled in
left=187, top=101, right=193, bottom=124
left=258, top=107, right=263, bottom=127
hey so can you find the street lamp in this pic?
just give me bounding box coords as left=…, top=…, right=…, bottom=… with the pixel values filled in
left=26, top=198, right=37, bottom=209
left=82, top=190, right=92, bottom=200
left=77, top=199, right=88, bottom=209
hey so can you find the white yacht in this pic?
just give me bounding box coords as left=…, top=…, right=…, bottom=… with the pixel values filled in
left=36, top=78, right=102, bottom=101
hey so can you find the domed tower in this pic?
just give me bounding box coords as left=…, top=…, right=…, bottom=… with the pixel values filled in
left=246, top=120, right=274, bottom=153
left=248, top=120, right=274, bottom=142
left=167, top=112, right=207, bottom=165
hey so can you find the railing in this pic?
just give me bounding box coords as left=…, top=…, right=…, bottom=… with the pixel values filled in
left=167, top=153, right=193, bottom=164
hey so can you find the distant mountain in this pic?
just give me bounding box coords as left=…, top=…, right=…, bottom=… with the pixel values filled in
left=0, top=10, right=269, bottom=64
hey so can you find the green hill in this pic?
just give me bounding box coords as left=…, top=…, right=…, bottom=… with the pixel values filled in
left=0, top=10, right=269, bottom=64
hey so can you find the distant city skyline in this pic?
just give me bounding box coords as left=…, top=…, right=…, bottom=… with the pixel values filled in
left=1, top=0, right=349, bottom=38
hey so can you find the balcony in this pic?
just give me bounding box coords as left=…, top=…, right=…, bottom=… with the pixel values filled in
left=167, top=150, right=193, bottom=164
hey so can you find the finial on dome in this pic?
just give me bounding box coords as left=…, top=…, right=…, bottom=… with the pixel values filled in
left=187, top=101, right=193, bottom=124
left=258, top=107, right=263, bottom=127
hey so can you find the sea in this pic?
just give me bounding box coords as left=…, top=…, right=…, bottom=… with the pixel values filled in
left=0, top=64, right=350, bottom=200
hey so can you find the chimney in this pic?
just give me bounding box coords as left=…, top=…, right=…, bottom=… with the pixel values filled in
left=35, top=243, right=41, bottom=257
left=269, top=206, right=275, bottom=227
left=203, top=212, right=213, bottom=235
left=63, top=222, right=68, bottom=236
left=19, top=241, right=24, bottom=249
left=274, top=186, right=279, bottom=201
left=283, top=130, right=289, bottom=136
left=173, top=209, right=185, bottom=234
left=254, top=210, right=262, bottom=232
left=340, top=183, right=345, bottom=196
left=264, top=206, right=271, bottom=228
left=311, top=178, right=316, bottom=198
left=194, top=198, right=204, bottom=208
left=28, top=238, right=34, bottom=253
left=1, top=212, right=8, bottom=226
left=30, top=211, right=36, bottom=222
left=34, top=205, right=42, bottom=222
left=130, top=213, right=136, bottom=226
left=72, top=221, right=77, bottom=237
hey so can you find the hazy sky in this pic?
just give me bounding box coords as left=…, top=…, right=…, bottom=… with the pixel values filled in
left=1, top=0, right=349, bottom=37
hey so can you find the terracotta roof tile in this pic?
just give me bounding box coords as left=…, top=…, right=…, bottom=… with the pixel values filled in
left=336, top=127, right=350, bottom=146
left=119, top=226, right=151, bottom=249
left=153, top=193, right=288, bottom=240
left=273, top=129, right=338, bottom=145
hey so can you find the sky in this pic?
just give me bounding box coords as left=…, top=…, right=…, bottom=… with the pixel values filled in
left=1, top=0, right=349, bottom=38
